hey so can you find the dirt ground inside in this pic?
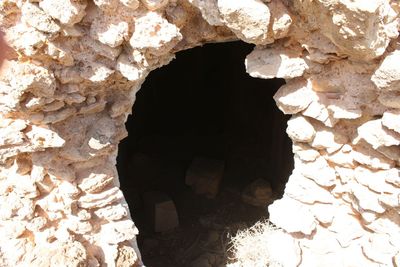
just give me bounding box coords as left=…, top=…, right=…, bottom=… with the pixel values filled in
left=136, top=182, right=269, bottom=267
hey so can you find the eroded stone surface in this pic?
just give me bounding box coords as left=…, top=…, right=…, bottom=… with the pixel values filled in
left=1, top=0, right=400, bottom=266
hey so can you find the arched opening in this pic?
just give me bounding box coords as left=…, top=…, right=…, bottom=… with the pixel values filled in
left=117, top=41, right=293, bottom=266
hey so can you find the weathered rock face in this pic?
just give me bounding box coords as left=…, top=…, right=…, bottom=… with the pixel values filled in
left=0, top=0, right=400, bottom=266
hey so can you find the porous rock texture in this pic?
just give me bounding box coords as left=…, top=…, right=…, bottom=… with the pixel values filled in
left=0, top=0, right=400, bottom=266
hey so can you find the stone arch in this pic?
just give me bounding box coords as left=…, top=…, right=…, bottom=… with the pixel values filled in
left=0, top=0, right=400, bottom=266
left=117, top=41, right=293, bottom=265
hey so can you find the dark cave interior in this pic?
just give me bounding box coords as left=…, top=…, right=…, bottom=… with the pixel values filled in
left=117, top=41, right=293, bottom=266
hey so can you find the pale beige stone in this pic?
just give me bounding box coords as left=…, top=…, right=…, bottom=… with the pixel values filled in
left=78, top=187, right=125, bottom=209
left=264, top=230, right=301, bottom=267
left=310, top=123, right=347, bottom=153
left=76, top=163, right=116, bottom=193
left=273, top=79, right=314, bottom=115
left=354, top=166, right=399, bottom=194
left=130, top=12, right=182, bottom=56
left=90, top=13, right=129, bottom=48
left=357, top=119, right=400, bottom=149
left=296, top=157, right=337, bottom=187
left=5, top=25, right=47, bottom=57
left=328, top=206, right=366, bottom=247
left=116, top=53, right=148, bottom=81
left=141, top=0, right=169, bottom=11
left=352, top=141, right=395, bottom=170
left=218, top=0, right=271, bottom=44
left=2, top=1, right=400, bottom=266
left=372, top=50, right=400, bottom=92
left=268, top=197, right=316, bottom=235
left=100, top=220, right=139, bottom=244
left=302, top=93, right=338, bottom=127
left=246, top=46, right=308, bottom=79
left=21, top=2, right=60, bottom=34
left=293, top=0, right=399, bottom=60
left=284, top=172, right=335, bottom=204
left=185, top=158, right=224, bottom=198
left=378, top=91, right=400, bottom=109
left=188, top=0, right=223, bottom=26
left=309, top=203, right=335, bottom=225
left=120, top=0, right=140, bottom=10
left=301, top=227, right=342, bottom=256
left=94, top=204, right=129, bottom=221
left=349, top=180, right=386, bottom=214
left=286, top=115, right=315, bottom=143
left=324, top=146, right=355, bottom=168
left=382, top=110, right=400, bottom=134
left=268, top=0, right=292, bottom=40
left=242, top=179, right=274, bottom=207
left=292, top=143, right=320, bottom=162
left=362, top=234, right=398, bottom=266
left=39, top=0, right=87, bottom=26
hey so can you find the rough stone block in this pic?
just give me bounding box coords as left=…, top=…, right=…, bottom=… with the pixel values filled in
left=241, top=178, right=274, bottom=207
left=143, top=191, right=179, bottom=233
left=185, top=158, right=225, bottom=198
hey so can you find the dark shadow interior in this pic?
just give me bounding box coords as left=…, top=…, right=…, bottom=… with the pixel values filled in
left=117, top=41, right=293, bottom=266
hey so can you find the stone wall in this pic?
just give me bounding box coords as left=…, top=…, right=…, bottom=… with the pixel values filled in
left=0, top=0, right=399, bottom=266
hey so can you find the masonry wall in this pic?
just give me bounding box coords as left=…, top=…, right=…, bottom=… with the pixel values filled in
left=0, top=0, right=400, bottom=266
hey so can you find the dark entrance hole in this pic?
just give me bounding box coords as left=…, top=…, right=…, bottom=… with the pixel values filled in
left=117, top=42, right=293, bottom=266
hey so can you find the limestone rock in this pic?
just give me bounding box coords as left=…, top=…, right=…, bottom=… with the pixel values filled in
left=357, top=119, right=400, bottom=149
left=268, top=0, right=292, bottom=40
left=268, top=197, right=317, bottom=235
left=116, top=245, right=139, bottom=267
left=362, top=234, right=398, bottom=265
left=218, top=0, right=271, bottom=44
left=273, top=79, right=314, bottom=114
left=382, top=110, right=400, bottom=134
left=328, top=207, right=366, bottom=247
left=116, top=53, right=148, bottom=81
left=141, top=0, right=169, bottom=11
left=143, top=191, right=179, bottom=232
left=21, top=2, right=60, bottom=34
left=246, top=46, right=308, bottom=79
left=94, top=204, right=129, bottom=221
left=351, top=141, right=395, bottom=170
left=120, top=0, right=140, bottom=10
left=292, top=143, right=320, bottom=162
left=292, top=0, right=399, bottom=60
left=90, top=12, right=129, bottom=48
left=130, top=12, right=182, bottom=56
left=284, top=172, right=335, bottom=204
left=378, top=91, right=400, bottom=109
left=39, top=0, right=87, bottom=26
left=25, top=241, right=88, bottom=267
left=188, top=0, right=223, bottom=26
left=310, top=122, right=347, bottom=153
left=101, top=220, right=139, bottom=244
left=241, top=178, right=274, bottom=207
left=25, top=125, right=65, bottom=149
left=354, top=166, right=398, bottom=194
left=349, top=180, right=386, bottom=214
left=286, top=115, right=315, bottom=143
left=78, top=187, right=124, bottom=209
left=76, top=163, right=116, bottom=193
left=2, top=0, right=400, bottom=266
left=372, top=50, right=400, bottom=92
left=264, top=230, right=301, bottom=267
left=296, top=156, right=337, bottom=187
left=185, top=158, right=224, bottom=198
left=302, top=93, right=338, bottom=127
